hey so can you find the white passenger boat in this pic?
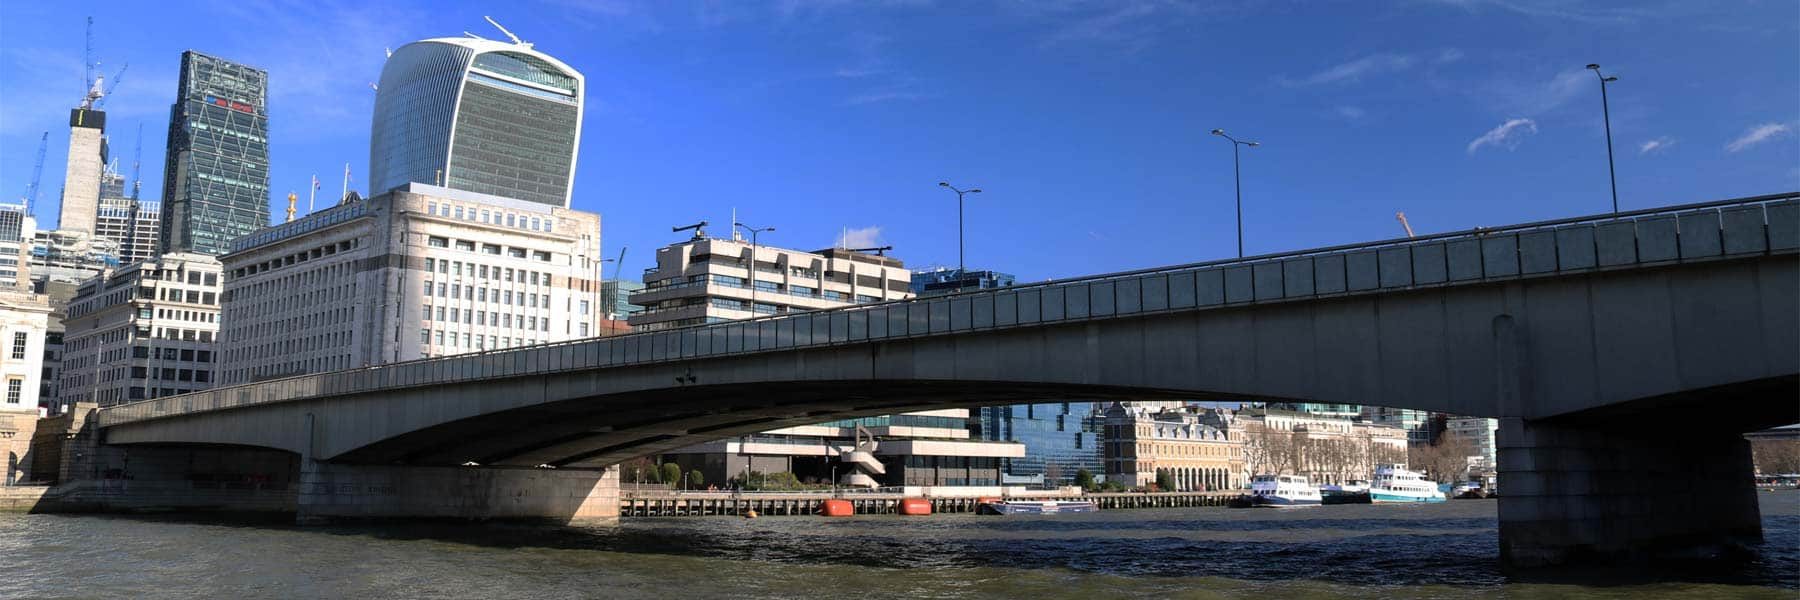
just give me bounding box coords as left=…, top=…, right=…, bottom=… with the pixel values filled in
left=978, top=500, right=1098, bottom=515
left=1370, top=464, right=1446, bottom=503
left=1249, top=474, right=1322, bottom=506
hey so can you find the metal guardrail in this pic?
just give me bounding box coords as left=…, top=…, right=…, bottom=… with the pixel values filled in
left=99, top=193, right=1799, bottom=428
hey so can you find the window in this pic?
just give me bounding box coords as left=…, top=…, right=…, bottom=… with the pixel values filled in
left=483, top=244, right=501, bottom=255
left=533, top=251, right=552, bottom=262
left=428, top=236, right=449, bottom=248
left=455, top=240, right=476, bottom=252
left=10, top=331, right=25, bottom=359
left=540, top=295, right=550, bottom=308
left=6, top=378, right=21, bottom=403
left=508, top=247, right=527, bottom=259
left=578, top=300, right=590, bottom=315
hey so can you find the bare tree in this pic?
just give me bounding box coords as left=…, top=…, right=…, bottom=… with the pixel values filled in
left=1752, top=439, right=1800, bottom=475
left=1409, top=434, right=1476, bottom=483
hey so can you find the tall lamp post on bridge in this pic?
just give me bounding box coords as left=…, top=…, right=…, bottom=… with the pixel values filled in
left=1210, top=129, right=1259, bottom=259
left=937, top=182, right=982, bottom=284
left=1585, top=64, right=1620, bottom=214
left=734, top=222, right=774, bottom=314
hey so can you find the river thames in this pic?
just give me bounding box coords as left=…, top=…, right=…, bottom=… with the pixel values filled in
left=3, top=492, right=1794, bottom=599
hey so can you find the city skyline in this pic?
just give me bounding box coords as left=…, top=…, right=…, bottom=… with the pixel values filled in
left=0, top=2, right=1796, bottom=283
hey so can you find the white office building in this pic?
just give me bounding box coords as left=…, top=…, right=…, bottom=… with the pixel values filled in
left=628, top=232, right=913, bottom=331
left=59, top=253, right=222, bottom=406
left=217, top=183, right=603, bottom=384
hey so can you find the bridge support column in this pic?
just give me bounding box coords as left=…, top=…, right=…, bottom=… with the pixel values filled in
left=1497, top=417, right=1762, bottom=568
left=296, top=462, right=619, bottom=525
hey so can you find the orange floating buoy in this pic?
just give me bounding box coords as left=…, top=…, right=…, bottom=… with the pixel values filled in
left=899, top=498, right=932, bottom=516
left=819, top=499, right=854, bottom=517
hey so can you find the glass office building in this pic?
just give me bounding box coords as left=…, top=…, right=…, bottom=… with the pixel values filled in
left=974, top=402, right=1103, bottom=484
left=910, top=267, right=1016, bottom=297
left=159, top=51, right=270, bottom=256
left=369, top=38, right=583, bottom=208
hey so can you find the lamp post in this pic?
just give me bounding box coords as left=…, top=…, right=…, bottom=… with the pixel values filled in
left=1210, top=129, right=1259, bottom=258
left=734, top=222, right=774, bottom=315
left=1585, top=64, right=1620, bottom=213
left=937, top=182, right=982, bottom=280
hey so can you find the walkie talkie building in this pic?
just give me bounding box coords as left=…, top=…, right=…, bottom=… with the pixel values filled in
left=368, top=37, right=584, bottom=208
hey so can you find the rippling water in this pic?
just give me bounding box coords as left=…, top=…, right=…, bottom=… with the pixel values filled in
left=4, top=493, right=1796, bottom=599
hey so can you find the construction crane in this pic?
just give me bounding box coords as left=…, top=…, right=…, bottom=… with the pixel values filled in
left=1396, top=212, right=1416, bottom=238
left=82, top=17, right=94, bottom=98
left=610, top=246, right=627, bottom=280
left=847, top=246, right=894, bottom=256
left=672, top=221, right=707, bottom=240
left=94, top=62, right=127, bottom=109
left=21, top=132, right=48, bottom=209
left=130, top=123, right=143, bottom=200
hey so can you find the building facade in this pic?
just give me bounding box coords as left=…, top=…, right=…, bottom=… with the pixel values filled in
left=0, top=287, right=52, bottom=484
left=600, top=279, right=643, bottom=320
left=910, top=267, right=1016, bottom=297
left=58, top=254, right=222, bottom=407
left=629, top=234, right=913, bottom=331
left=1446, top=416, right=1500, bottom=474
left=663, top=409, right=1024, bottom=488
left=1361, top=406, right=1433, bottom=445
left=58, top=108, right=108, bottom=235
left=96, top=198, right=159, bottom=265
left=369, top=37, right=584, bottom=207
left=1239, top=408, right=1409, bottom=486
left=159, top=51, right=270, bottom=256
left=1100, top=403, right=1245, bottom=491
left=217, top=183, right=603, bottom=383
left=973, top=402, right=1103, bottom=484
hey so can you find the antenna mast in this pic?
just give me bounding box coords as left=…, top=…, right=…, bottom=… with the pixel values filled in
left=484, top=16, right=528, bottom=46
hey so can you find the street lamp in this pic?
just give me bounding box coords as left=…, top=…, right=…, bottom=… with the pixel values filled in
left=1210, top=129, right=1259, bottom=258
left=937, top=182, right=982, bottom=279
left=1586, top=64, right=1620, bottom=213
left=734, top=222, right=774, bottom=314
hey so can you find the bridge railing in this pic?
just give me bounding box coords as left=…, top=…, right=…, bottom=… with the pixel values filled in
left=99, top=193, right=1798, bottom=427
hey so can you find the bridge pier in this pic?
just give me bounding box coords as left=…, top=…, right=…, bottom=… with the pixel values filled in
left=1497, top=417, right=1763, bottom=568
left=296, top=461, right=619, bottom=525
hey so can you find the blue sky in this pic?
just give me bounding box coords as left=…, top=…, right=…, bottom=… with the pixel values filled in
left=1, top=1, right=1795, bottom=281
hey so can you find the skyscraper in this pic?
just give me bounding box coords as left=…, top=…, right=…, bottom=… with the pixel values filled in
left=368, top=37, right=584, bottom=208
left=58, top=106, right=108, bottom=235
left=159, top=51, right=270, bottom=256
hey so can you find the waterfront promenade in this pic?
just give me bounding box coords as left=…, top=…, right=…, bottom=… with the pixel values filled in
left=618, top=488, right=1240, bottom=517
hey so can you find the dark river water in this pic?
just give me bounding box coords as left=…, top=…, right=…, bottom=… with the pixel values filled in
left=4, top=493, right=1796, bottom=599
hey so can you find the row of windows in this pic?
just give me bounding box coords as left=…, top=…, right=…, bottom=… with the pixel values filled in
left=424, top=305, right=552, bottom=331
left=232, top=239, right=359, bottom=278
left=424, top=202, right=556, bottom=234
left=425, top=282, right=553, bottom=308
left=420, top=329, right=550, bottom=352
left=424, top=258, right=554, bottom=283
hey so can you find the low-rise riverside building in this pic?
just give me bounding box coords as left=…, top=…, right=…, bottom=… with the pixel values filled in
left=1100, top=403, right=1245, bottom=491
left=1446, top=416, right=1500, bottom=474
left=217, top=183, right=604, bottom=383
left=59, top=253, right=222, bottom=406
left=662, top=409, right=1025, bottom=487
left=0, top=287, right=52, bottom=483
left=627, top=232, right=913, bottom=331
left=1239, top=408, right=1409, bottom=486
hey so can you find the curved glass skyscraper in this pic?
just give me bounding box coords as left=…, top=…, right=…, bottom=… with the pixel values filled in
left=369, top=38, right=583, bottom=208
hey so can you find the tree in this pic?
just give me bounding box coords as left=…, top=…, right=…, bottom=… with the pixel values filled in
left=688, top=469, right=705, bottom=488
left=1074, top=468, right=1096, bottom=491
left=623, top=457, right=658, bottom=483
left=1753, top=439, right=1800, bottom=475
left=662, top=463, right=683, bottom=488
left=1155, top=469, right=1175, bottom=492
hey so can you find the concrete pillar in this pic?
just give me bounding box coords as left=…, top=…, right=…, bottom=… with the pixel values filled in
left=296, top=461, right=619, bottom=525
left=1497, top=417, right=1762, bottom=568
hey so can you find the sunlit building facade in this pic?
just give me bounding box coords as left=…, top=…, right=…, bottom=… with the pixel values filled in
left=369, top=37, right=583, bottom=208
left=159, top=51, right=270, bottom=256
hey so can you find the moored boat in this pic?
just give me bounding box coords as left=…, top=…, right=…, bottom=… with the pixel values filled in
left=1249, top=474, right=1322, bottom=506
left=978, top=500, right=1099, bottom=515
left=1369, top=464, right=1446, bottom=503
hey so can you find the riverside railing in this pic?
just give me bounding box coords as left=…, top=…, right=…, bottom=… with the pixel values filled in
left=99, top=193, right=1798, bottom=428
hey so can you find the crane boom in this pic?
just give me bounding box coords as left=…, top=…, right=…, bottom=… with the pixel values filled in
left=131, top=123, right=143, bottom=200
left=22, top=132, right=48, bottom=209
left=1396, top=212, right=1416, bottom=238
left=610, top=246, right=626, bottom=281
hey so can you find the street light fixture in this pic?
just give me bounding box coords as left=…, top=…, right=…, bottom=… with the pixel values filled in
left=937, top=181, right=982, bottom=279
left=734, top=222, right=774, bottom=314
left=1586, top=64, right=1621, bottom=213
left=1210, top=129, right=1259, bottom=258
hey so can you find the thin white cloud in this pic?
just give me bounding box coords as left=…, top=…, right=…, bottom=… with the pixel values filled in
left=1335, top=106, right=1367, bottom=120
left=1467, top=118, right=1538, bottom=154
left=1420, top=0, right=1659, bottom=25
left=1482, top=69, right=1590, bottom=117
left=1434, top=48, right=1466, bottom=64
left=1281, top=53, right=1416, bottom=87
left=1638, top=137, right=1675, bottom=155
left=1725, top=123, right=1791, bottom=153
left=838, top=226, right=882, bottom=248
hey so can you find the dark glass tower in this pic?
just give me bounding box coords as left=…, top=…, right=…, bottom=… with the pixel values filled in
left=368, top=38, right=583, bottom=208
left=159, top=51, right=270, bottom=256
left=975, top=402, right=1103, bottom=484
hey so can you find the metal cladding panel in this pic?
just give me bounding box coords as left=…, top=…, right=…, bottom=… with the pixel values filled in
left=994, top=292, right=1018, bottom=326
left=883, top=305, right=905, bottom=337
left=1314, top=254, right=1347, bottom=293
left=1346, top=251, right=1380, bottom=291
left=847, top=311, right=868, bottom=340
left=1041, top=287, right=1066, bottom=320
left=1253, top=263, right=1283, bottom=300
left=1518, top=231, right=1558, bottom=274
left=1194, top=269, right=1223, bottom=306
left=1412, top=243, right=1448, bottom=284
left=1720, top=206, right=1768, bottom=255
left=1446, top=239, right=1483, bottom=281
left=679, top=330, right=697, bottom=357
left=1768, top=200, right=1800, bottom=250
left=779, top=317, right=799, bottom=347
left=709, top=326, right=728, bottom=354
left=792, top=314, right=812, bottom=346
left=1480, top=236, right=1519, bottom=277
left=1678, top=210, right=1724, bottom=258
left=759, top=319, right=778, bottom=349
left=830, top=312, right=849, bottom=342
left=1141, top=275, right=1169, bottom=311
left=870, top=306, right=892, bottom=338
left=1636, top=216, right=1679, bottom=262
left=1091, top=280, right=1117, bottom=316
left=1065, top=283, right=1092, bottom=318
left=908, top=303, right=930, bottom=335
left=1224, top=266, right=1254, bottom=303
left=1114, top=277, right=1140, bottom=314
left=1018, top=289, right=1042, bottom=323
left=1281, top=259, right=1314, bottom=297
left=811, top=312, right=830, bottom=344
left=971, top=295, right=994, bottom=327
left=951, top=298, right=973, bottom=329
left=1377, top=247, right=1413, bottom=288
left=1554, top=226, right=1597, bottom=270
left=929, top=299, right=951, bottom=333
left=1594, top=222, right=1638, bottom=266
